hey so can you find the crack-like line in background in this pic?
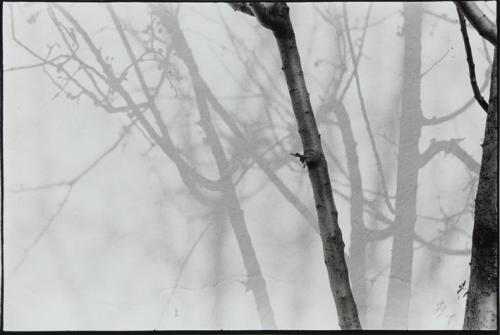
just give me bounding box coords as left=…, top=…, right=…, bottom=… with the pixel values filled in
left=156, top=220, right=214, bottom=328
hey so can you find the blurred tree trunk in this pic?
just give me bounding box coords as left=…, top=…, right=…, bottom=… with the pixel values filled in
left=342, top=113, right=368, bottom=327
left=232, top=3, right=361, bottom=329
left=334, top=101, right=368, bottom=326
left=383, top=3, right=423, bottom=329
left=336, top=5, right=375, bottom=326
left=151, top=7, right=278, bottom=329
left=463, top=47, right=497, bottom=330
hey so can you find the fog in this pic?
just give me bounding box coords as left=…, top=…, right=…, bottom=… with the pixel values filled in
left=3, top=2, right=496, bottom=330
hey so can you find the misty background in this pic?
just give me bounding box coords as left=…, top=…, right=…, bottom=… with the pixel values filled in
left=3, top=2, right=496, bottom=330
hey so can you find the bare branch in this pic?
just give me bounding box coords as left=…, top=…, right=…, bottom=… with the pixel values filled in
left=8, top=123, right=133, bottom=277
left=8, top=188, right=72, bottom=277
left=318, top=5, right=371, bottom=102
left=423, top=65, right=491, bottom=126
left=414, top=235, right=471, bottom=256
left=53, top=4, right=220, bottom=195
left=421, top=48, right=450, bottom=78
left=454, top=1, right=497, bottom=46
left=343, top=3, right=395, bottom=215
left=419, top=138, right=480, bottom=173
left=457, top=7, right=489, bottom=112
left=423, top=9, right=458, bottom=24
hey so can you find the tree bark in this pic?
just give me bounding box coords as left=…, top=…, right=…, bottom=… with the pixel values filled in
left=383, top=3, right=423, bottom=329
left=463, top=47, right=498, bottom=330
left=232, top=3, right=361, bottom=329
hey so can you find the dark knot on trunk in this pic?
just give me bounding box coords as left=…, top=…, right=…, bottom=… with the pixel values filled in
left=291, top=149, right=322, bottom=168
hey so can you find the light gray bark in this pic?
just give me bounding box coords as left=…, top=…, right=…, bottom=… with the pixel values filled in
left=335, top=102, right=368, bottom=326
left=383, top=3, right=423, bottom=329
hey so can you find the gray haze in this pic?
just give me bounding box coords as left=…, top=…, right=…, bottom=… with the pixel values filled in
left=3, top=2, right=496, bottom=330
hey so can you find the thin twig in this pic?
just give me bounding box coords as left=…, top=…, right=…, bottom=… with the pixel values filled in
left=8, top=124, right=133, bottom=277
left=156, top=221, right=214, bottom=328
left=421, top=48, right=450, bottom=78
left=423, top=65, right=491, bottom=125
left=343, top=3, right=395, bottom=214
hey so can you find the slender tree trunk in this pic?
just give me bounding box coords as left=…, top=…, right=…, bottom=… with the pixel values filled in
left=334, top=102, right=368, bottom=326
left=213, top=208, right=226, bottom=327
left=192, top=59, right=278, bottom=330
left=233, top=3, right=361, bottom=329
left=277, top=29, right=360, bottom=330
left=156, top=10, right=278, bottom=328
left=383, top=3, right=423, bottom=329
left=463, top=47, right=497, bottom=330
left=317, top=9, right=372, bottom=324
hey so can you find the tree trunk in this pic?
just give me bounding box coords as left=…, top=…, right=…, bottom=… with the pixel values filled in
left=383, top=3, right=423, bottom=329
left=161, top=12, right=278, bottom=328
left=334, top=102, right=368, bottom=326
left=238, top=3, right=361, bottom=329
left=463, top=47, right=498, bottom=330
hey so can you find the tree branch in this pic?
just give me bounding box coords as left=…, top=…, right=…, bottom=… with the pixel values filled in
left=343, top=3, right=395, bottom=215
left=53, top=4, right=221, bottom=196
left=414, top=234, right=471, bottom=256
left=423, top=65, right=491, bottom=126
left=419, top=138, right=480, bottom=173
left=423, top=9, right=458, bottom=24
left=8, top=123, right=133, bottom=277
left=454, top=1, right=497, bottom=46
left=457, top=7, right=489, bottom=111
